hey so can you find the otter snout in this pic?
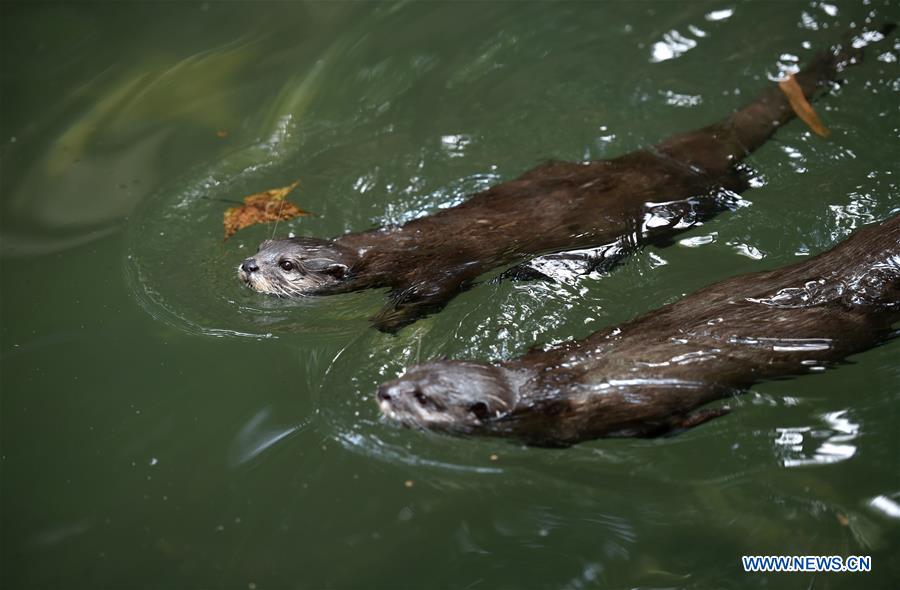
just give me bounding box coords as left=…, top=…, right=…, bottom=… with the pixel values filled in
left=377, top=381, right=433, bottom=412
left=240, top=258, right=259, bottom=273
left=376, top=378, right=453, bottom=429
left=376, top=384, right=394, bottom=402
left=377, top=382, right=423, bottom=402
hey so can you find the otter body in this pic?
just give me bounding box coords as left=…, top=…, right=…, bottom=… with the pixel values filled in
left=377, top=216, right=900, bottom=446
left=239, top=34, right=882, bottom=332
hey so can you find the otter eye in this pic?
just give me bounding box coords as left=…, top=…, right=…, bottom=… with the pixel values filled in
left=279, top=260, right=295, bottom=272
left=469, top=402, right=490, bottom=421
left=414, top=390, right=428, bottom=406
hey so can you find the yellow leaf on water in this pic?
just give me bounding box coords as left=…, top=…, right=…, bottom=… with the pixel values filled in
left=778, top=75, right=831, bottom=138
left=223, top=181, right=313, bottom=240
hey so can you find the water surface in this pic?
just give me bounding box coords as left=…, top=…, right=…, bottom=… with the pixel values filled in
left=2, top=1, right=899, bottom=588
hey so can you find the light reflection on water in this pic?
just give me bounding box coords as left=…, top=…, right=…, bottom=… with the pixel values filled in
left=228, top=407, right=307, bottom=467
left=868, top=494, right=900, bottom=519
left=774, top=409, right=860, bottom=468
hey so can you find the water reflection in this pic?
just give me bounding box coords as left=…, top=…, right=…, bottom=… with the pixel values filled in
left=774, top=409, right=860, bottom=468
left=333, top=430, right=504, bottom=475
left=378, top=170, right=501, bottom=227
left=705, top=8, right=734, bottom=22
left=868, top=494, right=900, bottom=520
left=660, top=89, right=703, bottom=107
left=29, top=520, right=92, bottom=549
left=678, top=231, right=717, bottom=247
left=228, top=407, right=307, bottom=467
left=650, top=29, right=699, bottom=63
left=729, top=241, right=765, bottom=259
left=2, top=35, right=267, bottom=257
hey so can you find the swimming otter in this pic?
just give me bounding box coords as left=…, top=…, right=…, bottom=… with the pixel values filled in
left=238, top=28, right=891, bottom=332
left=377, top=216, right=900, bottom=446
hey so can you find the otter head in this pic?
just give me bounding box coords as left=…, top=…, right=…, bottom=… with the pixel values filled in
left=238, top=237, right=357, bottom=297
left=377, top=360, right=519, bottom=434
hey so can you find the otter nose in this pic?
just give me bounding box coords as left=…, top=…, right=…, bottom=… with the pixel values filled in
left=241, top=259, right=259, bottom=273
left=377, top=385, right=393, bottom=402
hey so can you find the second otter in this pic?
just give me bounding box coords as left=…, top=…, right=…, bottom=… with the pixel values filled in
left=239, top=31, right=887, bottom=332
left=377, top=216, right=900, bottom=446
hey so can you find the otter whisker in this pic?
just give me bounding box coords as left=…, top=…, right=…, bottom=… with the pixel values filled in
left=270, top=193, right=288, bottom=239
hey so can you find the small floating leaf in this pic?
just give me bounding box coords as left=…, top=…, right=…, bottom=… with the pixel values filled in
left=778, top=75, right=831, bottom=138
left=223, top=181, right=312, bottom=239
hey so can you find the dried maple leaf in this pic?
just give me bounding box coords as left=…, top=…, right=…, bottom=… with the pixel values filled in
left=223, top=181, right=313, bottom=239
left=778, top=75, right=831, bottom=138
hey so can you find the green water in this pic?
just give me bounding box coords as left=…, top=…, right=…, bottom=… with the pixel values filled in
left=2, top=1, right=899, bottom=588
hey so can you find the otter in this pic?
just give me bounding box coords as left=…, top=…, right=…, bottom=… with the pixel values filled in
left=238, top=28, right=892, bottom=332
left=377, top=216, right=900, bottom=446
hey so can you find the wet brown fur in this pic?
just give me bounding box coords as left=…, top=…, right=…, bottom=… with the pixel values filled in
left=378, top=216, right=900, bottom=446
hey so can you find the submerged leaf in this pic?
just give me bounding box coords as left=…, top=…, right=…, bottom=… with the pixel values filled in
left=778, top=75, right=831, bottom=138
left=223, top=181, right=312, bottom=239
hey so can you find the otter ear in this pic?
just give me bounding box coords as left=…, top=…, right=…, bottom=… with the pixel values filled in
left=323, top=263, right=348, bottom=279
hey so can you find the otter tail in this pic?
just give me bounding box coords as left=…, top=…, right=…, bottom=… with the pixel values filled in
left=654, top=24, right=896, bottom=175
